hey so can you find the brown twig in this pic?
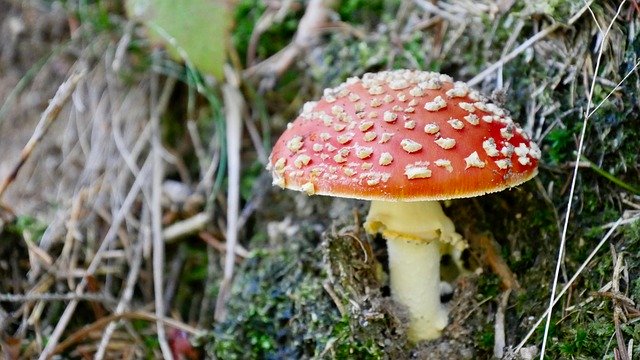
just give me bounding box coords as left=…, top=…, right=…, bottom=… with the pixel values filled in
left=199, top=231, right=249, bottom=258
left=467, top=231, right=520, bottom=291
left=323, top=281, right=346, bottom=317
left=51, top=311, right=200, bottom=357
left=0, top=69, right=85, bottom=201
left=214, top=66, right=245, bottom=322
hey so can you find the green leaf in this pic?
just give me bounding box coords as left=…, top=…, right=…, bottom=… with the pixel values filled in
left=126, top=0, right=231, bottom=80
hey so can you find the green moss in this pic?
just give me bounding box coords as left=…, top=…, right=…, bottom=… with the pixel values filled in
left=209, top=223, right=396, bottom=359
left=475, top=325, right=494, bottom=352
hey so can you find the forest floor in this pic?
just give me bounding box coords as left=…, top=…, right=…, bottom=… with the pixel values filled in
left=1, top=0, right=640, bottom=359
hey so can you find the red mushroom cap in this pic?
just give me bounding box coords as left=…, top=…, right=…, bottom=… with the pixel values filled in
left=268, top=70, right=540, bottom=201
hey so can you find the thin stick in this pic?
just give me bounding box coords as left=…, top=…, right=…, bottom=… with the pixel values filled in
left=511, top=217, right=625, bottom=356
left=151, top=61, right=174, bottom=360
left=163, top=212, right=211, bottom=243
left=539, top=2, right=627, bottom=358
left=214, top=68, right=244, bottom=322
left=0, top=293, right=115, bottom=303
left=0, top=70, right=85, bottom=200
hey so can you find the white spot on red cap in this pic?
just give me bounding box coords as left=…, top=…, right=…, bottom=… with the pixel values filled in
left=343, top=168, right=356, bottom=177
left=333, top=149, right=349, bottom=163
left=464, top=151, right=486, bottom=169
left=446, top=83, right=468, bottom=98
left=458, top=102, right=476, bottom=112
left=337, top=133, right=354, bottom=144
left=359, top=121, right=374, bottom=131
left=500, top=125, right=515, bottom=140
left=495, top=158, right=511, bottom=170
left=481, top=115, right=494, bottom=123
left=301, top=182, right=315, bottom=195
left=368, top=85, right=384, bottom=95
left=379, top=133, right=394, bottom=144
left=383, top=111, right=398, bottom=123
left=424, top=96, right=447, bottom=111
left=363, top=131, right=377, bottom=142
left=418, top=78, right=442, bottom=90
left=379, top=152, right=393, bottom=166
left=405, top=162, right=432, bottom=179
left=518, top=156, right=531, bottom=165
left=486, top=103, right=505, bottom=116
left=273, top=158, right=286, bottom=174
left=482, top=138, right=500, bottom=157
left=464, top=114, right=480, bottom=125
left=500, top=143, right=514, bottom=157
left=424, top=123, right=439, bottom=134
left=401, top=139, right=422, bottom=153
left=529, top=142, right=542, bottom=159
left=435, top=137, right=456, bottom=149
left=404, top=120, right=416, bottom=129
left=434, top=159, right=453, bottom=172
left=448, top=119, right=465, bottom=130
left=474, top=102, right=489, bottom=112
left=514, top=143, right=529, bottom=157
left=389, top=78, right=410, bottom=90
left=409, top=86, right=425, bottom=97
left=286, top=136, right=304, bottom=153
left=355, top=146, right=374, bottom=159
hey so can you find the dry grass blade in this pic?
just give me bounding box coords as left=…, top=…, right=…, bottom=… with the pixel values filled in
left=94, top=241, right=143, bottom=360
left=0, top=69, right=85, bottom=201
left=510, top=216, right=628, bottom=357
left=150, top=55, right=175, bottom=360
left=539, top=2, right=628, bottom=357
left=214, top=67, right=245, bottom=322
left=37, top=157, right=152, bottom=360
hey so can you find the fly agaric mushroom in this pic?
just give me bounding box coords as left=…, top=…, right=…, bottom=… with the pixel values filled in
left=267, top=70, right=540, bottom=341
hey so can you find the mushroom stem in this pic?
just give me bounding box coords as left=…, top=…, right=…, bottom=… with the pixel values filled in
left=388, top=236, right=447, bottom=340
left=364, top=200, right=466, bottom=342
